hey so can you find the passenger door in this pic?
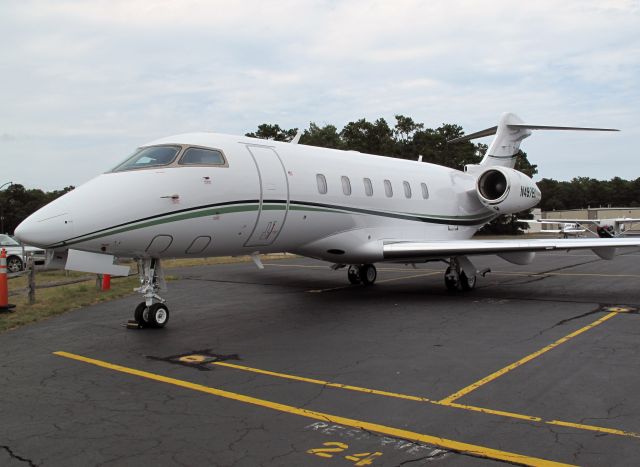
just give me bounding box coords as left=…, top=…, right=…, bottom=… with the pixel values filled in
left=244, top=145, right=289, bottom=247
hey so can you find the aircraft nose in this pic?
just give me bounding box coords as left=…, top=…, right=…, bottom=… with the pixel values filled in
left=14, top=210, right=74, bottom=249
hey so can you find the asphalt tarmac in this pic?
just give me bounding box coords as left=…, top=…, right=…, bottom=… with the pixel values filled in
left=1, top=251, right=640, bottom=466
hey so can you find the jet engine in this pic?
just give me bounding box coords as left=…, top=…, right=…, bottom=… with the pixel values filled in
left=475, top=167, right=541, bottom=214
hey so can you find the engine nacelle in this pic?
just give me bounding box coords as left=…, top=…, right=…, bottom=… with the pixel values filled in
left=475, top=167, right=541, bottom=214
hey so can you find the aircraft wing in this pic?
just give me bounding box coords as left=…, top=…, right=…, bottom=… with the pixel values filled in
left=383, top=237, right=640, bottom=262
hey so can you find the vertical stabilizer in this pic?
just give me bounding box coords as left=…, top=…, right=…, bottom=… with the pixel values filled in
left=480, top=113, right=531, bottom=168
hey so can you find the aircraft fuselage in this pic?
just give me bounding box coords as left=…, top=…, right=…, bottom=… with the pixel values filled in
left=17, top=132, right=495, bottom=264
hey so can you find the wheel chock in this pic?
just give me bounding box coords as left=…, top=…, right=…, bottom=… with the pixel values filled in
left=0, top=303, right=16, bottom=313
left=125, top=320, right=143, bottom=329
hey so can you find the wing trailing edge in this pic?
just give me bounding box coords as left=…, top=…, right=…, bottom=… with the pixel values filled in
left=382, top=238, right=640, bottom=262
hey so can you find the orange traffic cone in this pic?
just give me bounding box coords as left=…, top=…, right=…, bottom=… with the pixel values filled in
left=0, top=248, right=16, bottom=312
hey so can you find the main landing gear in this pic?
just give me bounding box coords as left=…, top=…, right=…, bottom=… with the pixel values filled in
left=131, top=258, right=169, bottom=329
left=347, top=264, right=377, bottom=285
left=444, top=256, right=489, bottom=292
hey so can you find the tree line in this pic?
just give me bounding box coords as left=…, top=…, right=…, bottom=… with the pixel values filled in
left=246, top=116, right=537, bottom=178
left=1, top=115, right=636, bottom=236
left=0, top=184, right=74, bottom=235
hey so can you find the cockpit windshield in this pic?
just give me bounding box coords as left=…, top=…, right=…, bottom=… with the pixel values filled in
left=111, top=145, right=181, bottom=172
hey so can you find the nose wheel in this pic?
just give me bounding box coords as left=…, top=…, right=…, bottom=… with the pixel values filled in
left=129, top=258, right=170, bottom=329
left=133, top=302, right=170, bottom=328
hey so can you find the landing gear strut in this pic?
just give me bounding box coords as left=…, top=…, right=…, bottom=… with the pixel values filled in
left=347, top=264, right=377, bottom=285
left=132, top=258, right=169, bottom=328
left=444, top=257, right=477, bottom=292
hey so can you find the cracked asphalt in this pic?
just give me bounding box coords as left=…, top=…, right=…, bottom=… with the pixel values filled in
left=1, top=251, right=640, bottom=466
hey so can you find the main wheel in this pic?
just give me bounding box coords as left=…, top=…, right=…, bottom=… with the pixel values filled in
left=460, top=271, right=476, bottom=290
left=444, top=267, right=460, bottom=291
left=134, top=302, right=151, bottom=327
left=148, top=303, right=170, bottom=328
left=347, top=265, right=361, bottom=284
left=7, top=256, right=23, bottom=273
left=359, top=264, right=377, bottom=285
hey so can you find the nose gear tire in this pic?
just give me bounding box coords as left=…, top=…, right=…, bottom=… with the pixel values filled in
left=148, top=303, right=170, bottom=328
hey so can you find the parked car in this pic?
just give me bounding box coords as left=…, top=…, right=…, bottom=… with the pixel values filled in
left=0, top=234, right=46, bottom=273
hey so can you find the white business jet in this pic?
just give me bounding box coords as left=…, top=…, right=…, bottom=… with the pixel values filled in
left=523, top=218, right=640, bottom=238
left=517, top=220, right=587, bottom=238
left=15, top=112, right=638, bottom=329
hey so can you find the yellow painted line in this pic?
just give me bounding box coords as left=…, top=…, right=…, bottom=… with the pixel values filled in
left=439, top=312, right=619, bottom=404
left=53, top=351, right=573, bottom=467
left=440, top=402, right=542, bottom=422
left=213, top=361, right=430, bottom=402
left=307, top=271, right=441, bottom=293
left=207, top=356, right=640, bottom=439
left=548, top=420, right=640, bottom=438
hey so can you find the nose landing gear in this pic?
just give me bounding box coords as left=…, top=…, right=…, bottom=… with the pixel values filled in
left=130, top=258, right=170, bottom=329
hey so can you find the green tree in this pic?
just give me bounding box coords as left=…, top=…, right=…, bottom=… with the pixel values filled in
left=0, top=184, right=74, bottom=235
left=340, top=118, right=395, bottom=155
left=300, top=123, right=343, bottom=149
left=245, top=123, right=298, bottom=142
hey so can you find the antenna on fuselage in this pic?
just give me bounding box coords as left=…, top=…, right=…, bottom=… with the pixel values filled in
left=291, top=131, right=302, bottom=144
left=417, top=155, right=423, bottom=162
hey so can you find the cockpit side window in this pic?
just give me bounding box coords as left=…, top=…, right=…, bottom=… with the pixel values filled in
left=111, top=145, right=180, bottom=172
left=179, top=147, right=225, bottom=166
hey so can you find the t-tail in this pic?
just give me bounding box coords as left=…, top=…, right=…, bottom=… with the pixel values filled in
left=449, top=112, right=619, bottom=169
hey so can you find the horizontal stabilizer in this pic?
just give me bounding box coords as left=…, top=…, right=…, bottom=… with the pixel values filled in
left=509, top=124, right=619, bottom=132
left=448, top=126, right=498, bottom=143
left=449, top=123, right=618, bottom=143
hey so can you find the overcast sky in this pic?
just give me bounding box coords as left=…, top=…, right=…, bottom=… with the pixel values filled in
left=1, top=0, right=638, bottom=191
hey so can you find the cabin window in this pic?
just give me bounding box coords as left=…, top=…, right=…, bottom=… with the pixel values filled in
left=317, top=174, right=328, bottom=194
left=384, top=179, right=393, bottom=198
left=403, top=181, right=412, bottom=199
left=112, top=145, right=180, bottom=172
left=341, top=176, right=352, bottom=196
left=179, top=147, right=225, bottom=165
left=421, top=182, right=429, bottom=199
left=363, top=178, right=373, bottom=196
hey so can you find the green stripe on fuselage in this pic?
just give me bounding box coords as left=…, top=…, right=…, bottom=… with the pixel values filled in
left=50, top=200, right=492, bottom=248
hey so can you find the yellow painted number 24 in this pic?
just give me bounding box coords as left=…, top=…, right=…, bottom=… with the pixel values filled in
left=307, top=442, right=383, bottom=466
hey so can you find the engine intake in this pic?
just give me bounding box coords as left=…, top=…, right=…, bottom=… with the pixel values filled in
left=475, top=167, right=540, bottom=214
left=478, top=170, right=508, bottom=201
